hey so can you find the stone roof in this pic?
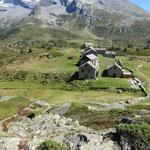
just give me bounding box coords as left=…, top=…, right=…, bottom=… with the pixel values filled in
left=105, top=51, right=116, bottom=55
left=80, top=48, right=97, bottom=58
left=85, top=47, right=97, bottom=52
left=114, top=62, right=123, bottom=70
left=108, top=62, right=123, bottom=70
left=80, top=61, right=96, bottom=69
left=86, top=54, right=97, bottom=60
left=95, top=48, right=106, bottom=51
left=108, top=62, right=132, bottom=74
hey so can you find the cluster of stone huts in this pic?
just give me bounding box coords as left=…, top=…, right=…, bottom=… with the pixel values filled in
left=78, top=43, right=132, bottom=80
left=79, top=47, right=99, bottom=79
left=83, top=43, right=116, bottom=58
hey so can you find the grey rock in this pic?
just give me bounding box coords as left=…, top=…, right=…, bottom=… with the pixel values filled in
left=0, top=138, right=20, bottom=150
left=0, top=0, right=150, bottom=32
left=0, top=113, right=121, bottom=150
left=33, top=100, right=50, bottom=109
left=49, top=102, right=71, bottom=116
left=0, top=96, right=15, bottom=102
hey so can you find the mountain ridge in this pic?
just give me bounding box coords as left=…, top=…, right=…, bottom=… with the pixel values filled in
left=0, top=0, right=150, bottom=43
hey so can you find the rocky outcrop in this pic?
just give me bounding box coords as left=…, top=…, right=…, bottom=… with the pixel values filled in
left=67, top=133, right=120, bottom=150
left=0, top=96, right=15, bottom=102
left=0, top=113, right=120, bottom=150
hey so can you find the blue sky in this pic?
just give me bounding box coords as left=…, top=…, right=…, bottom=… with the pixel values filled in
left=129, top=0, right=150, bottom=12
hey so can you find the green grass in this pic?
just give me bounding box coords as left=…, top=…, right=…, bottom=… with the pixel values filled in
left=0, top=47, right=149, bottom=123
left=0, top=77, right=132, bottom=91
left=3, top=50, right=79, bottom=73
left=0, top=51, right=143, bottom=110
left=128, top=100, right=150, bottom=111
left=120, top=56, right=150, bottom=94
left=0, top=97, right=30, bottom=120
left=0, top=81, right=140, bottom=106
left=130, top=104, right=150, bottom=111
left=90, top=78, right=130, bottom=89
left=0, top=81, right=43, bottom=89
left=38, top=140, right=66, bottom=150
left=98, top=55, right=114, bottom=74
left=65, top=102, right=136, bottom=130
left=0, top=48, right=137, bottom=93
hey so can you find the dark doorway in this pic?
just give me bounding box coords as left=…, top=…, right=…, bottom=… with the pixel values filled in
left=113, top=73, right=116, bottom=77
left=85, top=74, right=88, bottom=79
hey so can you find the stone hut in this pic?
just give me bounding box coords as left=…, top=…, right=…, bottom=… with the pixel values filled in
left=79, top=54, right=99, bottom=79
left=79, top=53, right=97, bottom=66
left=79, top=61, right=99, bottom=79
left=104, top=51, right=116, bottom=58
left=107, top=62, right=132, bottom=78
left=95, top=48, right=106, bottom=55
left=80, top=47, right=97, bottom=58
left=83, top=43, right=94, bottom=49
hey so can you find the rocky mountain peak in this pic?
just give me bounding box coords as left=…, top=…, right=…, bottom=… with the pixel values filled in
left=0, top=0, right=150, bottom=38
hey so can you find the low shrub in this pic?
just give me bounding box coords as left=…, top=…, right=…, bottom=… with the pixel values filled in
left=38, top=140, right=66, bottom=150
left=116, top=124, right=150, bottom=150
left=13, top=70, right=28, bottom=80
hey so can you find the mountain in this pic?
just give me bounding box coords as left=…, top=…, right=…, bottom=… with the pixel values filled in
left=4, top=0, right=31, bottom=8
left=37, top=0, right=150, bottom=26
left=0, top=0, right=32, bottom=28
left=0, top=0, right=150, bottom=43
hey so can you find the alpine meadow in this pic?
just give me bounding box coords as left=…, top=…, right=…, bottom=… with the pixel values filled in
left=0, top=0, right=150, bottom=149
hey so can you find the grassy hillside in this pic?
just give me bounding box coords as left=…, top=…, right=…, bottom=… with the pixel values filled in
left=0, top=43, right=150, bottom=130
left=0, top=47, right=143, bottom=103
left=0, top=14, right=150, bottom=48
left=120, top=56, right=150, bottom=93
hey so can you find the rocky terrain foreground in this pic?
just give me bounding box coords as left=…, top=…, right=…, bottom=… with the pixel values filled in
left=0, top=112, right=120, bottom=150
left=0, top=100, right=121, bottom=150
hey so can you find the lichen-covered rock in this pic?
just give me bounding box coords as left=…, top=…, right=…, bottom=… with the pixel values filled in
left=0, top=138, right=20, bottom=150
left=0, top=113, right=121, bottom=150
left=67, top=133, right=120, bottom=150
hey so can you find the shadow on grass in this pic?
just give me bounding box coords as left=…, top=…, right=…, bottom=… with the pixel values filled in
left=101, top=69, right=108, bottom=77
left=67, top=71, right=79, bottom=82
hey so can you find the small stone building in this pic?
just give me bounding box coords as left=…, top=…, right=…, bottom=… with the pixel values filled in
left=79, top=54, right=97, bottom=66
left=83, top=43, right=94, bottom=49
left=79, top=61, right=99, bottom=79
left=80, top=47, right=97, bottom=58
left=107, top=62, right=132, bottom=78
left=79, top=54, right=99, bottom=79
left=104, top=51, right=116, bottom=58
left=95, top=48, right=106, bottom=55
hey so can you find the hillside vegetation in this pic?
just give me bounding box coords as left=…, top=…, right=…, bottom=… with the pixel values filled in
left=0, top=44, right=150, bottom=125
